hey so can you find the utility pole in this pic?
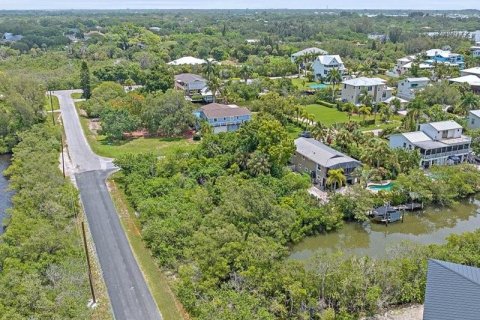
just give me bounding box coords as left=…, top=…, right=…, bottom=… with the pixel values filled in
left=60, top=134, right=65, bottom=178
left=81, top=221, right=97, bottom=305
left=49, top=91, right=55, bottom=125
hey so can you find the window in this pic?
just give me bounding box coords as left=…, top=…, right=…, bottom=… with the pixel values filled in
left=344, top=84, right=347, bottom=89
left=411, top=83, right=418, bottom=88
left=213, top=118, right=218, bottom=122
left=472, top=118, right=475, bottom=125
left=403, top=142, right=406, bottom=148
left=368, top=86, right=372, bottom=91
left=324, top=70, right=328, bottom=75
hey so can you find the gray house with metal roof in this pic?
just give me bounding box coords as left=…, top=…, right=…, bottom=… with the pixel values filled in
left=389, top=120, right=471, bottom=168
left=198, top=103, right=251, bottom=133
left=424, top=259, right=480, bottom=320
left=292, top=138, right=361, bottom=188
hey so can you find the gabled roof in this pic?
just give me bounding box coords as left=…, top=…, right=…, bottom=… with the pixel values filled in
left=469, top=110, right=480, bottom=118
left=168, top=56, right=207, bottom=65
left=461, top=67, right=480, bottom=76
left=424, top=259, right=480, bottom=320
left=316, top=55, right=344, bottom=65
left=200, top=103, right=251, bottom=119
left=342, top=77, right=386, bottom=86
left=174, top=73, right=206, bottom=83
left=426, top=120, right=462, bottom=131
left=401, top=131, right=432, bottom=143
left=291, top=47, right=328, bottom=57
left=426, top=48, right=454, bottom=58
left=450, top=75, right=480, bottom=86
left=405, top=77, right=430, bottom=82
left=294, top=138, right=360, bottom=169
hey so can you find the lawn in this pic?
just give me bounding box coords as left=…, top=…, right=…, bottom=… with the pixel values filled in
left=304, top=104, right=356, bottom=125
left=77, top=107, right=197, bottom=159
left=45, top=94, right=60, bottom=111
left=291, top=78, right=330, bottom=91
left=286, top=123, right=303, bottom=139
left=71, top=92, right=83, bottom=99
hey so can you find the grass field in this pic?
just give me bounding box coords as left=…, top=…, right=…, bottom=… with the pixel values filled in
left=108, top=176, right=187, bottom=320
left=304, top=104, right=357, bottom=125
left=45, top=94, right=60, bottom=111
left=71, top=92, right=83, bottom=99
left=77, top=109, right=197, bottom=159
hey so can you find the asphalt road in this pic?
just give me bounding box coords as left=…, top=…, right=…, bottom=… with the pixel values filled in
left=54, top=90, right=162, bottom=320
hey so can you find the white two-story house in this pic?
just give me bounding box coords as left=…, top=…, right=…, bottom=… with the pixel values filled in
left=312, top=55, right=346, bottom=81
left=389, top=120, right=471, bottom=168
left=471, top=46, right=480, bottom=58
left=397, top=77, right=430, bottom=101
left=341, top=77, right=393, bottom=105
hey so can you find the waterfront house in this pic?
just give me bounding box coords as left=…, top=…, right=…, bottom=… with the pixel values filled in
left=341, top=77, right=393, bottom=105
left=312, top=55, right=346, bottom=81
left=423, top=259, right=480, bottom=320
left=290, top=47, right=328, bottom=63
left=461, top=66, right=480, bottom=77
left=468, top=110, right=480, bottom=129
left=389, top=120, right=471, bottom=168
left=470, top=45, right=480, bottom=58
left=292, top=138, right=361, bottom=189
left=449, top=75, right=480, bottom=94
left=174, top=73, right=213, bottom=102
left=198, top=103, right=251, bottom=133
left=397, top=77, right=430, bottom=101
left=425, top=49, right=464, bottom=68
left=168, top=56, right=207, bottom=66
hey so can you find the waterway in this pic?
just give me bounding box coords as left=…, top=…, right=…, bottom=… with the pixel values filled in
left=0, top=154, right=12, bottom=235
left=290, top=197, right=480, bottom=260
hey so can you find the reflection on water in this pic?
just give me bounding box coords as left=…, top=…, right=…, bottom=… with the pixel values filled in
left=290, top=198, right=480, bottom=260
left=0, top=154, right=12, bottom=235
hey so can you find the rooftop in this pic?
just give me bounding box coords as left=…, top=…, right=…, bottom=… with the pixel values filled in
left=174, top=73, right=206, bottom=83
left=168, top=56, right=207, bottom=66
left=462, top=67, right=480, bottom=76
left=450, top=75, right=480, bottom=86
left=469, top=110, right=480, bottom=118
left=316, top=54, right=344, bottom=66
left=427, top=120, right=462, bottom=131
left=405, top=77, right=430, bottom=82
left=291, top=47, right=328, bottom=57
left=200, top=103, right=251, bottom=119
left=401, top=131, right=432, bottom=143
left=342, top=77, right=386, bottom=87
left=294, top=138, right=360, bottom=169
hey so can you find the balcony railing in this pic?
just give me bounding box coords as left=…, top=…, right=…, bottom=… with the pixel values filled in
left=422, top=149, right=471, bottom=160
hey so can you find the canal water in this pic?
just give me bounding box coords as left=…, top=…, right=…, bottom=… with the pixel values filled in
left=0, top=154, right=12, bottom=235
left=290, top=197, right=480, bottom=260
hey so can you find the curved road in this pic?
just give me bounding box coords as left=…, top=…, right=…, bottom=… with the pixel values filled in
left=54, top=90, right=162, bottom=320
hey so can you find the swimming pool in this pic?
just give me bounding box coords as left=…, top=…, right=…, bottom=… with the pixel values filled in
left=309, top=83, right=328, bottom=90
left=367, top=182, right=394, bottom=192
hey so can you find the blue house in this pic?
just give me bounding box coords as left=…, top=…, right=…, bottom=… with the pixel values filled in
left=423, top=259, right=480, bottom=320
left=425, top=49, right=464, bottom=69
left=198, top=103, right=252, bottom=133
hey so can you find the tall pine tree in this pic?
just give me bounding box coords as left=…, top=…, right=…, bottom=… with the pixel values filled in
left=80, top=61, right=91, bottom=99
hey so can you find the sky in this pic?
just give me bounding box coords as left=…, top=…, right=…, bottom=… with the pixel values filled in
left=1, top=0, right=480, bottom=10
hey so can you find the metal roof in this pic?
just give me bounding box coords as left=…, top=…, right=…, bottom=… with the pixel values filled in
left=294, top=138, right=361, bottom=169
left=401, top=131, right=431, bottom=143
left=174, top=73, right=206, bottom=83
left=414, top=140, right=447, bottom=150
left=405, top=77, right=430, bottom=82
left=200, top=103, right=251, bottom=119
left=168, top=56, right=207, bottom=65
left=342, top=77, right=386, bottom=87
left=462, top=67, right=480, bottom=76
left=450, top=75, right=480, bottom=86
left=469, top=109, right=480, bottom=118
left=291, top=47, right=328, bottom=57
left=424, top=259, right=480, bottom=320
left=426, top=120, right=462, bottom=131
left=316, top=55, right=344, bottom=66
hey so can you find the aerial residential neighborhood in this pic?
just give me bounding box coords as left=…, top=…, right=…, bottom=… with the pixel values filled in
left=1, top=4, right=480, bottom=320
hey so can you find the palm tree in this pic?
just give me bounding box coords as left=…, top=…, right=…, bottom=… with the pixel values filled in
left=457, top=92, right=480, bottom=115
left=358, top=89, right=373, bottom=107
left=239, top=65, right=251, bottom=83
left=311, top=122, right=328, bottom=142
left=326, top=168, right=347, bottom=191
left=358, top=105, right=372, bottom=122
left=343, top=102, right=356, bottom=120
left=203, top=59, right=216, bottom=80
left=406, top=97, right=427, bottom=129
left=207, top=76, right=221, bottom=102
left=326, top=68, right=343, bottom=101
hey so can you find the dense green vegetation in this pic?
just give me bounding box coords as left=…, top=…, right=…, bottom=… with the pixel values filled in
left=0, top=74, right=45, bottom=153
left=115, top=108, right=480, bottom=318
left=0, top=124, right=91, bottom=319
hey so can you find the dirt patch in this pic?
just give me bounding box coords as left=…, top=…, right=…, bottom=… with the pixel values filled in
left=365, top=305, right=423, bottom=320
left=88, top=119, right=101, bottom=135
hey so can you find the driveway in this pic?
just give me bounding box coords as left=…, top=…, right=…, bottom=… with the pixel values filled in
left=54, top=90, right=161, bottom=320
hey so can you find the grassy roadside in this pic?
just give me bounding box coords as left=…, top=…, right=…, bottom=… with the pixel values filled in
left=72, top=92, right=83, bottom=99
left=45, top=94, right=60, bottom=111
left=107, top=174, right=188, bottom=320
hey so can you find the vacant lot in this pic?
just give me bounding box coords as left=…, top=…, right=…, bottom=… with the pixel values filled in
left=304, top=104, right=356, bottom=125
